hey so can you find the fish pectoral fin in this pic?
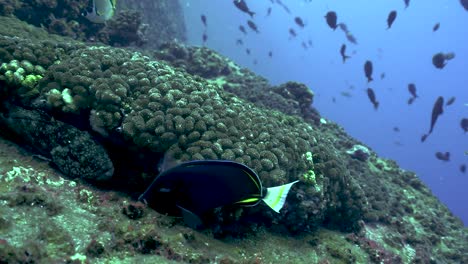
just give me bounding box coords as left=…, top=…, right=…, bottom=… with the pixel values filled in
left=177, top=205, right=203, bottom=229
left=262, top=180, right=299, bottom=213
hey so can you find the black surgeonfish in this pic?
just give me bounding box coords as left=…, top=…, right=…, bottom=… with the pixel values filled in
left=325, top=11, right=338, bottom=30
left=234, top=0, right=255, bottom=17
left=364, top=60, right=373, bottom=82
left=387, top=10, right=397, bottom=29
left=340, top=44, right=350, bottom=63
left=139, top=160, right=299, bottom=228
left=366, top=88, right=379, bottom=110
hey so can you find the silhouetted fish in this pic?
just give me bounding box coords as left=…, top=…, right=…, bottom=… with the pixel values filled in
left=340, top=44, right=350, bottom=63
left=268, top=51, right=273, bottom=58
left=446, top=96, right=456, bottom=106
left=364, top=60, right=373, bottom=82
left=202, top=32, right=207, bottom=44
left=338, top=23, right=358, bottom=44
left=239, top=25, right=247, bottom=34
left=387, top=10, right=397, bottom=29
left=233, top=0, right=255, bottom=17
left=432, top=52, right=455, bottom=69
left=433, top=23, right=440, bottom=32
left=380, top=72, right=385, bottom=79
left=325, top=11, right=338, bottom=30
left=460, top=164, right=467, bottom=173
left=266, top=7, right=272, bottom=16
left=435, top=152, right=450, bottom=161
left=393, top=126, right=400, bottom=132
left=275, top=0, right=291, bottom=14
left=295, top=17, right=305, bottom=28
left=460, top=0, right=468, bottom=11
left=404, top=0, right=410, bottom=8
left=461, top=118, right=468, bottom=133
left=236, top=39, right=243, bottom=45
left=408, top=83, right=418, bottom=98
left=201, top=15, right=207, bottom=27
left=247, top=20, right=260, bottom=33
left=366, top=88, right=379, bottom=110
left=289, top=28, right=297, bottom=38
left=428, top=96, right=444, bottom=134
left=246, top=48, right=250, bottom=55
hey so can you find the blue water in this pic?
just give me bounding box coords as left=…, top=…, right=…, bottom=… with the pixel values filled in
left=179, top=0, right=468, bottom=225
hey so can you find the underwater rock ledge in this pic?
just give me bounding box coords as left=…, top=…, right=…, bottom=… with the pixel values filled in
left=0, top=16, right=466, bottom=263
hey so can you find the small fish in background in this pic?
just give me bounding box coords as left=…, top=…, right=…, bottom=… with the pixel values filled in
left=246, top=48, right=251, bottom=55
left=307, top=39, right=313, bottom=47
left=366, top=88, right=379, bottom=110
left=380, top=72, right=386, bottom=80
left=340, top=91, right=352, bottom=98
left=460, top=164, right=467, bottom=173
left=460, top=0, right=468, bottom=11
left=420, top=134, right=428, bottom=142
left=387, top=10, right=397, bottom=29
left=403, top=0, right=410, bottom=9
left=275, top=0, right=291, bottom=14
left=432, top=52, right=455, bottom=69
left=435, top=151, right=450, bottom=161
left=239, top=25, right=247, bottom=34
left=393, top=126, right=400, bottom=132
left=407, top=83, right=418, bottom=104
left=268, top=51, right=273, bottom=58
left=338, top=23, right=358, bottom=45
left=301, top=41, right=308, bottom=50
left=340, top=44, right=350, bottom=63
left=433, top=23, right=440, bottom=32
left=364, top=60, right=374, bottom=82
left=266, top=7, right=272, bottom=17
left=202, top=32, right=207, bottom=44
left=233, top=0, right=255, bottom=17
left=139, top=160, right=299, bottom=229
left=332, top=97, right=336, bottom=103
left=201, top=14, right=207, bottom=27
left=84, top=0, right=117, bottom=23
left=461, top=118, right=468, bottom=133
left=294, top=17, right=305, bottom=28
left=445, top=96, right=456, bottom=106
left=236, top=39, right=243, bottom=45
left=289, top=28, right=297, bottom=38
left=325, top=11, right=338, bottom=30
left=247, top=20, right=260, bottom=33
left=422, top=96, right=444, bottom=142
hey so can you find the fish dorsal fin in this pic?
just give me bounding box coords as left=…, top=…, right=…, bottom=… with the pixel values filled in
left=262, top=180, right=299, bottom=213
left=177, top=205, right=203, bottom=229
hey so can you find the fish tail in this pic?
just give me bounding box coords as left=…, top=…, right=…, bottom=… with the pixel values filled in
left=262, top=180, right=299, bottom=213
left=249, top=11, right=255, bottom=18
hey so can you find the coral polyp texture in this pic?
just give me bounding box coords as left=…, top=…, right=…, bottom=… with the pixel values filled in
left=0, top=16, right=466, bottom=264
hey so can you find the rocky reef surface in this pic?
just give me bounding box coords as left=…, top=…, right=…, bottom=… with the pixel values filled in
left=0, top=15, right=466, bottom=264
